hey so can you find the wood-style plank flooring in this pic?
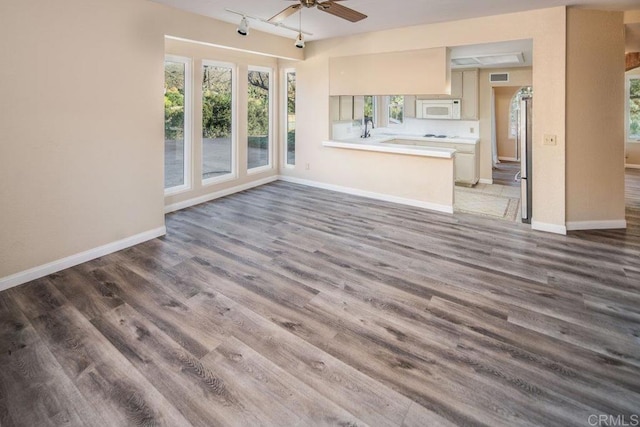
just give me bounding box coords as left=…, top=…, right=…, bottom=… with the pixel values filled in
left=1, top=171, right=640, bottom=426
left=493, top=161, right=521, bottom=187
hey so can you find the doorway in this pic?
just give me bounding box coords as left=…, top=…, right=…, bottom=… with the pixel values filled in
left=454, top=86, right=533, bottom=222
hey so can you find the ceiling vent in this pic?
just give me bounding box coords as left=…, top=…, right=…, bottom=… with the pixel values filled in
left=490, top=72, right=510, bottom=83
left=451, top=52, right=524, bottom=68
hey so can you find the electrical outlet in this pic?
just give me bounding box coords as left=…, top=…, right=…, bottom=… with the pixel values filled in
left=544, top=134, right=557, bottom=146
left=305, top=163, right=310, bottom=170
left=470, top=127, right=475, bottom=134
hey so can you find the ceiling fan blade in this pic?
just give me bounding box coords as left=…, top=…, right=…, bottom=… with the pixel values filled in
left=317, top=1, right=367, bottom=22
left=268, top=4, right=302, bottom=23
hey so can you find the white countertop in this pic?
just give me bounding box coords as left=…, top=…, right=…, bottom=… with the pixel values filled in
left=322, top=138, right=456, bottom=159
left=322, top=133, right=478, bottom=159
left=375, top=133, right=480, bottom=145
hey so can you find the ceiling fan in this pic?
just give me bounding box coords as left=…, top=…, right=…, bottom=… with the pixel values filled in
left=269, top=0, right=367, bottom=24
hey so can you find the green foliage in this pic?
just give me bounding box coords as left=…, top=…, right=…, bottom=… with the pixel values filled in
left=389, top=95, right=404, bottom=124
left=248, top=71, right=269, bottom=137
left=287, top=72, right=296, bottom=115
left=630, top=79, right=640, bottom=137
left=164, top=87, right=184, bottom=141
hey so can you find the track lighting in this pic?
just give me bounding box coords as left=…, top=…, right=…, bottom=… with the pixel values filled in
left=294, top=9, right=305, bottom=49
left=237, top=16, right=249, bottom=36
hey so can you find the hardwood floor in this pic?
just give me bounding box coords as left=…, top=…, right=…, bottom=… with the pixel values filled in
left=493, top=161, right=521, bottom=187
left=1, top=171, right=640, bottom=426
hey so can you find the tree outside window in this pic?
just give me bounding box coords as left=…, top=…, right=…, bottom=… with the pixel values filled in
left=629, top=77, right=640, bottom=141
left=388, top=95, right=404, bottom=126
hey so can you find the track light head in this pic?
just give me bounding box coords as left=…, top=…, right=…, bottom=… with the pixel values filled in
left=237, top=17, right=249, bottom=36
left=295, top=33, right=305, bottom=49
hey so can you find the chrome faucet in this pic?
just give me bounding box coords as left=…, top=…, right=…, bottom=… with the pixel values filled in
left=361, top=118, right=374, bottom=138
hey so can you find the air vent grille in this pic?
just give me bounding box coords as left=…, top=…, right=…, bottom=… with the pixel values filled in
left=490, top=73, right=510, bottom=83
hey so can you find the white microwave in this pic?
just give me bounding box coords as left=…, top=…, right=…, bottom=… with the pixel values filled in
left=416, top=99, right=461, bottom=120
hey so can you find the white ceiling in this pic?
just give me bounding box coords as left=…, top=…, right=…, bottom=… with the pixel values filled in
left=152, top=0, right=640, bottom=41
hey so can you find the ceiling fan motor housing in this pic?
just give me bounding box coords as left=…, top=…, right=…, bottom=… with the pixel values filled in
left=301, top=0, right=317, bottom=8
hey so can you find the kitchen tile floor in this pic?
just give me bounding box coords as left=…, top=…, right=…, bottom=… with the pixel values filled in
left=455, top=183, right=521, bottom=221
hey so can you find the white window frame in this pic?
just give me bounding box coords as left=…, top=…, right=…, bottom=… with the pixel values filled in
left=247, top=65, right=274, bottom=175
left=283, top=68, right=296, bottom=168
left=164, top=55, right=192, bottom=196
left=626, top=75, right=640, bottom=143
left=202, top=60, right=238, bottom=187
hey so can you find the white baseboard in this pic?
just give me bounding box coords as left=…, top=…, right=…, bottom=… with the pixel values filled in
left=479, top=178, right=493, bottom=185
left=278, top=175, right=454, bottom=214
left=566, top=220, right=627, bottom=231
left=625, top=163, right=640, bottom=169
left=0, top=226, right=166, bottom=292
left=164, top=176, right=278, bottom=214
left=498, top=157, right=519, bottom=162
left=531, top=221, right=567, bottom=235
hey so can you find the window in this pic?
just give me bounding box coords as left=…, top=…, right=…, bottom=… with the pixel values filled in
left=285, top=70, right=296, bottom=166
left=202, top=61, right=235, bottom=184
left=164, top=56, right=191, bottom=194
left=388, top=95, right=404, bottom=126
left=627, top=76, right=640, bottom=142
left=247, top=67, right=272, bottom=172
left=509, top=87, right=533, bottom=139
left=364, top=95, right=376, bottom=126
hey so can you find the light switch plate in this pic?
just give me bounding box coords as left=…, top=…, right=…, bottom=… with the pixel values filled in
left=544, top=134, right=557, bottom=146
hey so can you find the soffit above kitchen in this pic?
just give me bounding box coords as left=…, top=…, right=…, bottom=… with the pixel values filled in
left=151, top=0, right=640, bottom=41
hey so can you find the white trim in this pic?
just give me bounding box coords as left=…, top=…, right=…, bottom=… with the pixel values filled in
left=625, top=163, right=640, bottom=169
left=247, top=65, right=274, bottom=173
left=165, top=176, right=278, bottom=214
left=164, top=55, right=193, bottom=195
left=202, top=60, right=237, bottom=186
left=322, top=140, right=455, bottom=159
left=498, top=156, right=519, bottom=162
left=247, top=164, right=273, bottom=175
left=479, top=178, right=493, bottom=185
left=202, top=172, right=238, bottom=187
left=278, top=175, right=453, bottom=214
left=0, top=227, right=166, bottom=292
left=531, top=221, right=567, bottom=235
left=566, top=220, right=627, bottom=231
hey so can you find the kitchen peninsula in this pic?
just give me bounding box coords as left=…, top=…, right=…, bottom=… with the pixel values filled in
left=323, top=133, right=480, bottom=185
left=320, top=133, right=479, bottom=215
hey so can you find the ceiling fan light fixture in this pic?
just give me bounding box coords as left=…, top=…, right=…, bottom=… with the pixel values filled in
left=237, top=16, right=249, bottom=36
left=295, top=33, right=305, bottom=49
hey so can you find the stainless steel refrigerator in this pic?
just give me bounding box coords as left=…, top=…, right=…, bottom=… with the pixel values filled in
left=520, top=97, right=532, bottom=223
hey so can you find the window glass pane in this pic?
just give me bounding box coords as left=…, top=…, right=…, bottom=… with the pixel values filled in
left=364, top=95, right=375, bottom=123
left=248, top=69, right=271, bottom=170
left=389, top=95, right=404, bottom=125
left=630, top=78, right=640, bottom=139
left=286, top=71, right=296, bottom=166
left=202, top=65, right=233, bottom=180
left=164, top=61, right=185, bottom=189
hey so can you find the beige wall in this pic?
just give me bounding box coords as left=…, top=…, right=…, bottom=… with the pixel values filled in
left=0, top=0, right=301, bottom=281
left=478, top=67, right=532, bottom=179
left=282, top=8, right=566, bottom=231
left=163, top=39, right=280, bottom=208
left=329, top=48, right=450, bottom=96
left=494, top=87, right=521, bottom=160
left=566, top=9, right=626, bottom=225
